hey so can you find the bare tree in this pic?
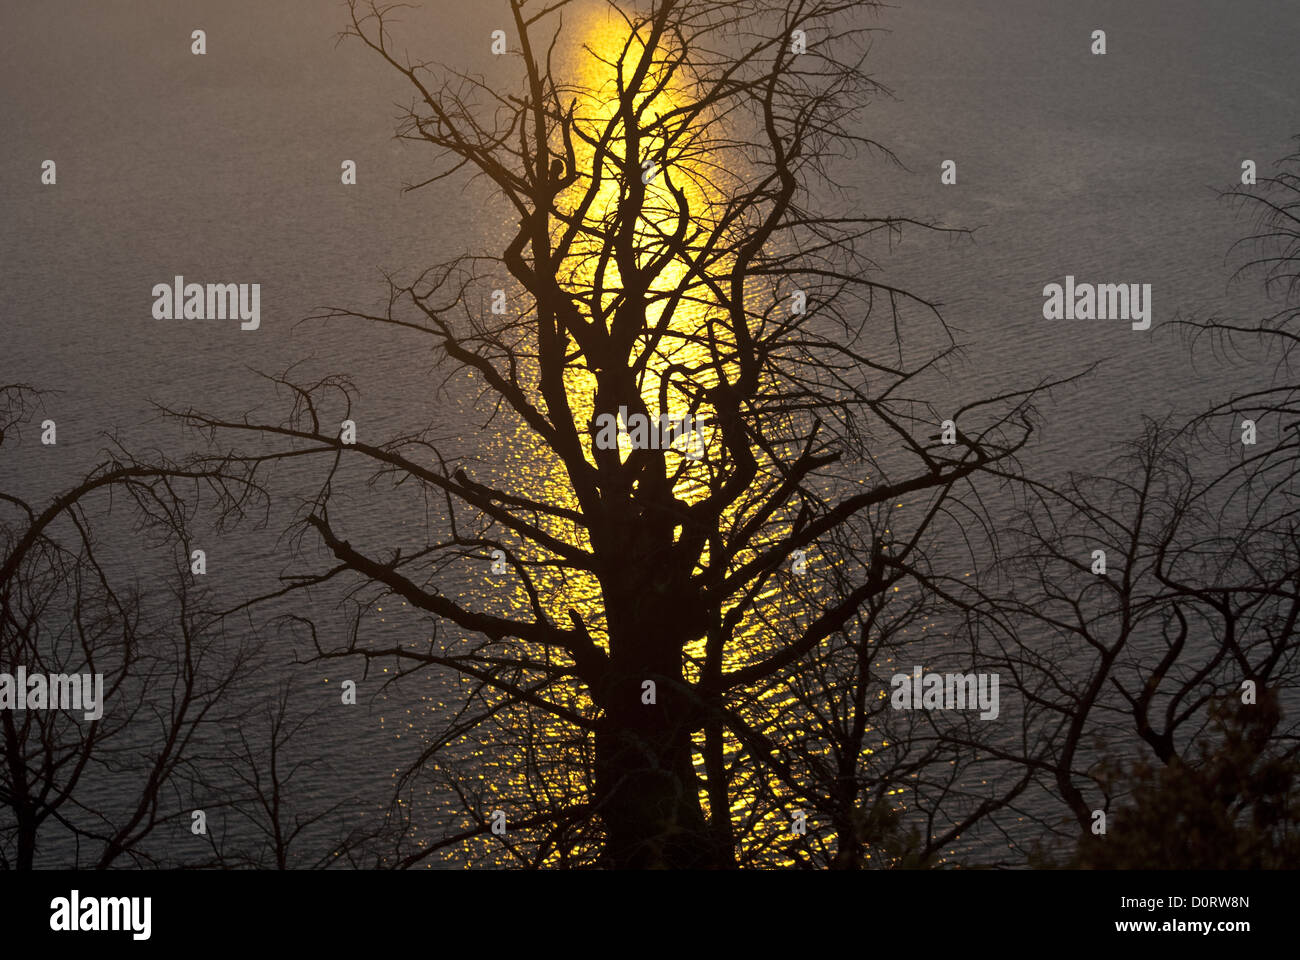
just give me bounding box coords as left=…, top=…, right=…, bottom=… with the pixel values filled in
left=0, top=384, right=256, bottom=868
left=164, top=0, right=1059, bottom=868
left=0, top=384, right=379, bottom=869
left=933, top=139, right=1300, bottom=867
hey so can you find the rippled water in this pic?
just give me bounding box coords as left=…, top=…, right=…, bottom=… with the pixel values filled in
left=2, top=0, right=1298, bottom=866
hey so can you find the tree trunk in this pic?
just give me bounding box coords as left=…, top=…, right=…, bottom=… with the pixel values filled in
left=594, top=572, right=725, bottom=868
left=594, top=676, right=724, bottom=867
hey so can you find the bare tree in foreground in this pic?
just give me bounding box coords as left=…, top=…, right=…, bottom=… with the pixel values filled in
left=0, top=384, right=254, bottom=868
left=936, top=138, right=1300, bottom=867
left=0, top=384, right=382, bottom=869
left=169, top=0, right=1056, bottom=868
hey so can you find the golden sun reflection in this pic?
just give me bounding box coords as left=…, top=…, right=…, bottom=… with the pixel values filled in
left=400, top=6, right=891, bottom=867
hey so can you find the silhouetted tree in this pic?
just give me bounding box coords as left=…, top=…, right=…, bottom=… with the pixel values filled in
left=951, top=138, right=1300, bottom=867
left=0, top=384, right=376, bottom=869
left=0, top=384, right=256, bottom=867
left=168, top=0, right=1056, bottom=868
